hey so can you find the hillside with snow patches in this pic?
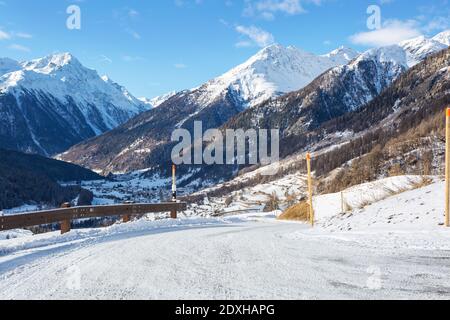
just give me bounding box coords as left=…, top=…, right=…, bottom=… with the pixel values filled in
left=0, top=53, right=147, bottom=155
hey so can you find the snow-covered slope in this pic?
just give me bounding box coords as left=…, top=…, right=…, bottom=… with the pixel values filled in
left=399, top=33, right=449, bottom=66
left=433, top=30, right=450, bottom=46
left=319, top=178, right=444, bottom=233
left=0, top=53, right=147, bottom=155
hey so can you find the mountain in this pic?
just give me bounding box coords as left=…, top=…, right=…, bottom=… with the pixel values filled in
left=433, top=30, right=450, bottom=46
left=139, top=91, right=179, bottom=108
left=0, top=148, right=102, bottom=210
left=222, top=31, right=450, bottom=146
left=141, top=45, right=359, bottom=110
left=400, top=34, right=448, bottom=66
left=184, top=46, right=450, bottom=199
left=174, top=31, right=450, bottom=187
left=60, top=31, right=449, bottom=179
left=314, top=46, right=450, bottom=192
left=59, top=44, right=358, bottom=173
left=194, top=44, right=359, bottom=109
left=0, top=53, right=147, bottom=156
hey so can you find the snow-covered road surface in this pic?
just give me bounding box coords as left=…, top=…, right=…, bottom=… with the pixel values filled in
left=1, top=215, right=450, bottom=300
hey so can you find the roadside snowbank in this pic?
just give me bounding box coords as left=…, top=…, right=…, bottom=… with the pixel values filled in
left=313, top=175, right=434, bottom=220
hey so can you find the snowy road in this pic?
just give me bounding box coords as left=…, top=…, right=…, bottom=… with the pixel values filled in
left=1, top=216, right=450, bottom=300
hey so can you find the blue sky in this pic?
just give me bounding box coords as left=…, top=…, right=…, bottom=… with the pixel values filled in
left=0, top=0, right=449, bottom=98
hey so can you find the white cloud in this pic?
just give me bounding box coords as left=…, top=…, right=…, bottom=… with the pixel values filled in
left=99, top=55, right=112, bottom=64
left=113, top=7, right=142, bottom=40
left=128, top=9, right=139, bottom=18
left=0, top=30, right=11, bottom=40
left=15, top=32, right=32, bottom=39
left=174, top=63, right=187, bottom=69
left=235, top=40, right=253, bottom=48
left=175, top=0, right=203, bottom=7
left=244, top=0, right=323, bottom=20
left=422, top=15, right=450, bottom=33
left=255, top=0, right=305, bottom=15
left=235, top=25, right=275, bottom=47
left=8, top=44, right=30, bottom=52
left=122, top=55, right=145, bottom=62
left=126, top=29, right=141, bottom=40
left=349, top=20, right=422, bottom=47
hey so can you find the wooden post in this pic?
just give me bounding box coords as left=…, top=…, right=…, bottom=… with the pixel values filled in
left=171, top=164, right=177, bottom=219
left=122, top=215, right=131, bottom=223
left=446, top=108, right=450, bottom=227
left=60, top=202, right=71, bottom=235
left=306, top=153, right=314, bottom=227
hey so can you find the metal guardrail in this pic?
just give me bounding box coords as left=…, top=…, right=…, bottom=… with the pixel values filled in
left=0, top=202, right=187, bottom=234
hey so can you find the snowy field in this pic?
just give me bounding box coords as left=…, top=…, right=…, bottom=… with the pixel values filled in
left=0, top=177, right=449, bottom=300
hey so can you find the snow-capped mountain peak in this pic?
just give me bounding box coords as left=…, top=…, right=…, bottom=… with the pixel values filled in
left=399, top=32, right=449, bottom=66
left=323, top=46, right=359, bottom=64
left=139, top=91, right=179, bottom=108
left=21, top=52, right=79, bottom=74
left=194, top=43, right=358, bottom=108
left=344, top=31, right=450, bottom=71
left=432, top=30, right=450, bottom=46
left=0, top=52, right=148, bottom=155
left=355, top=45, right=407, bottom=66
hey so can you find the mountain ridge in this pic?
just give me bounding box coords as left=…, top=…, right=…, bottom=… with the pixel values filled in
left=0, top=52, right=148, bottom=155
left=60, top=31, right=450, bottom=179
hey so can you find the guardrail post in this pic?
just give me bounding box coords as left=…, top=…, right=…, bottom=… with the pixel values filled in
left=122, top=214, right=131, bottom=223
left=60, top=202, right=71, bottom=235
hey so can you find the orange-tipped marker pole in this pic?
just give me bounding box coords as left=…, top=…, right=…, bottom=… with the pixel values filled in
left=306, top=153, right=314, bottom=227
left=170, top=164, right=177, bottom=219
left=446, top=108, right=450, bottom=227
left=172, top=164, right=177, bottom=202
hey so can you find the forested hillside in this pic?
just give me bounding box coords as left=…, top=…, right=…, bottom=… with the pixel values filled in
left=0, top=149, right=101, bottom=210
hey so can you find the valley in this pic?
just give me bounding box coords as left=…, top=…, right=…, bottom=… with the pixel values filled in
left=1, top=21, right=450, bottom=301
